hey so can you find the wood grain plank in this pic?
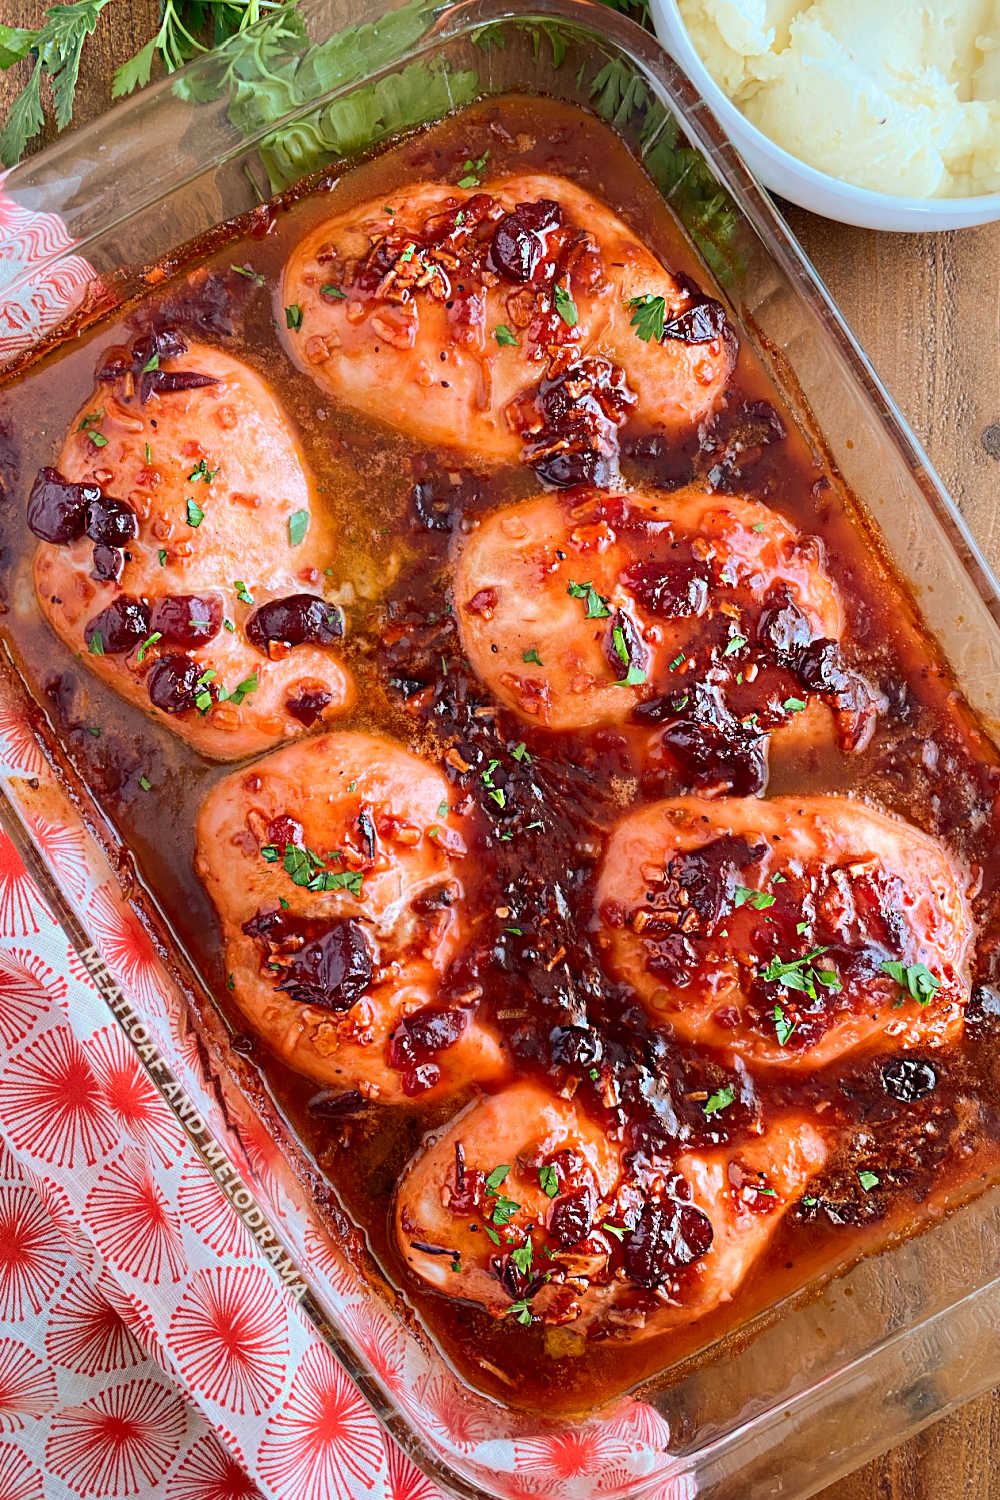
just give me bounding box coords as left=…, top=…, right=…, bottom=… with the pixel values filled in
left=2, top=8, right=1000, bottom=1497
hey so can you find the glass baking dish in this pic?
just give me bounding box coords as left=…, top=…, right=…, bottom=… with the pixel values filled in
left=4, top=1, right=1000, bottom=1496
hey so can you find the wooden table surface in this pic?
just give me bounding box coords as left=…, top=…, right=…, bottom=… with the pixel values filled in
left=3, top=5, right=1000, bottom=1497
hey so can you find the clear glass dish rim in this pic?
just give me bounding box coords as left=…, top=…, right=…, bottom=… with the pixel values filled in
left=4, top=2, right=1000, bottom=1496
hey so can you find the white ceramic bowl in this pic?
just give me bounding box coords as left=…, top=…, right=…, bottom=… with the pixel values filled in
left=649, top=0, right=1000, bottom=231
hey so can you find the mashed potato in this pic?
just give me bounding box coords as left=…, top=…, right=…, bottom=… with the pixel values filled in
left=677, top=0, right=1000, bottom=196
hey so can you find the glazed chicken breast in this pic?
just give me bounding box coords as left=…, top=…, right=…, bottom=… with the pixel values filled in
left=281, top=173, right=736, bottom=478
left=454, top=486, right=877, bottom=790
left=395, top=1079, right=826, bottom=1338
left=30, top=328, right=352, bottom=759
left=595, top=795, right=972, bottom=1069
left=195, top=730, right=508, bottom=1103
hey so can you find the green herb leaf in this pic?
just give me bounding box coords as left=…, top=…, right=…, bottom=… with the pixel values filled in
left=138, top=774, right=151, bottom=791
left=494, top=324, right=518, bottom=347
left=783, top=696, right=807, bottom=713
left=553, top=282, right=578, bottom=327
left=734, top=886, right=775, bottom=910
left=485, top=1164, right=510, bottom=1193
left=522, top=648, right=543, bottom=666
left=538, top=1164, right=558, bottom=1198
left=231, top=263, right=267, bottom=285
left=703, top=1084, right=735, bottom=1116
left=602, top=1221, right=628, bottom=1240
left=762, top=946, right=841, bottom=1003
left=491, top=1195, right=521, bottom=1226
left=858, top=1170, right=880, bottom=1192
left=321, top=283, right=347, bottom=299
left=288, top=509, right=309, bottom=547
left=228, top=672, right=258, bottom=706
left=773, top=1002, right=796, bottom=1046
left=234, top=580, right=254, bottom=605
left=87, top=630, right=104, bottom=656
left=567, top=580, right=611, bottom=619
left=510, top=1238, right=533, bottom=1274
left=627, top=293, right=666, bottom=343
left=187, top=457, right=217, bottom=484
left=285, top=303, right=303, bottom=330
left=508, top=1297, right=532, bottom=1324
left=1, top=0, right=114, bottom=166
left=880, top=960, right=941, bottom=1006
left=186, top=498, right=204, bottom=528
left=157, top=548, right=167, bottom=566
left=136, top=631, right=161, bottom=663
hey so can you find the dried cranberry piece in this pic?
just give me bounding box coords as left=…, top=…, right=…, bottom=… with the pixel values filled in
left=514, top=198, right=561, bottom=232
left=625, top=558, right=709, bottom=618
left=147, top=653, right=200, bottom=713
left=83, top=595, right=150, bottom=654
left=276, top=920, right=373, bottom=1010
left=534, top=446, right=611, bottom=489
left=149, top=592, right=223, bottom=645
left=549, top=1024, right=601, bottom=1069
left=91, top=544, right=123, bottom=583
left=85, top=494, right=138, bottom=547
left=666, top=834, right=762, bottom=926
left=286, top=689, right=334, bottom=726
left=26, top=467, right=95, bottom=543
left=389, top=1007, right=468, bottom=1094
left=245, top=594, right=344, bottom=654
left=548, top=1187, right=595, bottom=1247
left=490, top=214, right=543, bottom=282
left=757, top=591, right=814, bottom=661
left=882, top=1057, right=937, bottom=1102
left=658, top=714, right=768, bottom=797
left=662, top=297, right=729, bottom=344
left=623, top=1199, right=713, bottom=1287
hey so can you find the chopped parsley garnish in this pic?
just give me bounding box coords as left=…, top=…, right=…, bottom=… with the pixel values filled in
left=231, top=264, right=266, bottom=286
left=87, top=631, right=104, bottom=656
left=136, top=631, right=161, bottom=663
left=553, top=282, right=578, bottom=327
left=457, top=150, right=489, bottom=188
left=288, top=510, right=309, bottom=547
left=567, top=580, right=611, bottom=619
left=228, top=672, right=258, bottom=707
left=320, top=283, right=346, bottom=299
left=723, top=634, right=747, bottom=657
left=773, top=1003, right=796, bottom=1047
left=508, top=1297, right=533, bottom=1325
left=260, top=845, right=280, bottom=863
left=752, top=521, right=766, bottom=533
left=668, top=652, right=686, bottom=671
left=485, top=1164, right=510, bottom=1192
left=186, top=498, right=204, bottom=528
left=627, top=293, right=666, bottom=343
left=142, top=352, right=159, bottom=373
left=187, top=457, right=217, bottom=484
left=285, top=303, right=303, bottom=330
left=858, top=1170, right=880, bottom=1192
left=538, top=1165, right=558, bottom=1198
left=494, top=324, right=518, bottom=347
left=139, top=774, right=151, bottom=791
left=510, top=1237, right=533, bottom=1274
left=881, top=960, right=940, bottom=1006
left=762, top=946, right=841, bottom=1002
left=523, top=648, right=543, bottom=666
left=77, top=410, right=108, bottom=448
left=602, top=1221, right=628, bottom=1241
left=783, top=696, right=807, bottom=713
left=234, top=580, right=254, bottom=605
left=437, top=800, right=449, bottom=818
left=144, top=443, right=152, bottom=464
left=227, top=973, right=235, bottom=990
left=481, top=759, right=506, bottom=809
left=482, top=1224, right=501, bottom=1245
left=703, top=1084, right=735, bottom=1115
left=157, top=548, right=167, bottom=566
left=223, top=618, right=235, bottom=633
left=491, top=1196, right=520, bottom=1226
left=734, top=885, right=775, bottom=910
left=279, top=841, right=363, bottom=895
left=512, top=742, right=531, bottom=764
